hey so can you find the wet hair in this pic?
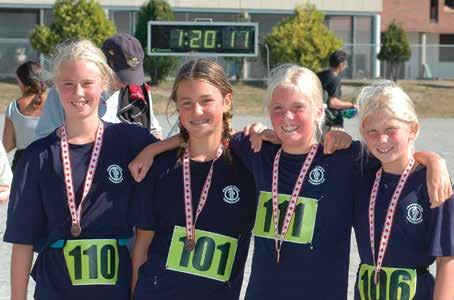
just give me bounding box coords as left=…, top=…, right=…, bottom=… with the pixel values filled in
left=265, top=64, right=325, bottom=142
left=169, top=58, right=233, bottom=160
left=16, top=61, right=46, bottom=109
left=356, top=79, right=419, bottom=149
left=329, top=50, right=347, bottom=68
left=51, top=39, right=114, bottom=90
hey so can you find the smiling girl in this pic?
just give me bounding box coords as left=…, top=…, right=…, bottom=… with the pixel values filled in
left=130, top=59, right=256, bottom=299
left=3, top=39, right=157, bottom=300
left=353, top=80, right=454, bottom=300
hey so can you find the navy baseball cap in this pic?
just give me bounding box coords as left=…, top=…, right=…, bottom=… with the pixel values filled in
left=102, top=33, right=145, bottom=85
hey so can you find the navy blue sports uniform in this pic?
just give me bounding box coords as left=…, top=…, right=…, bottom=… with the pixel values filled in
left=353, top=166, right=454, bottom=300
left=132, top=148, right=256, bottom=300
left=4, top=122, right=156, bottom=300
left=231, top=133, right=361, bottom=299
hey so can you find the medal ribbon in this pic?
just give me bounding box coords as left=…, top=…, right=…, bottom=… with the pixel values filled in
left=368, top=157, right=415, bottom=283
left=271, top=144, right=318, bottom=263
left=61, top=122, right=104, bottom=234
left=183, top=144, right=224, bottom=247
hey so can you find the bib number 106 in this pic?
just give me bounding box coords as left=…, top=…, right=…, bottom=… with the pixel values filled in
left=358, top=264, right=417, bottom=300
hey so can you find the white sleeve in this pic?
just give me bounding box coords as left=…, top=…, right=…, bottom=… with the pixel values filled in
left=35, top=87, right=65, bottom=139
left=0, top=144, right=12, bottom=185
left=146, top=90, right=162, bottom=137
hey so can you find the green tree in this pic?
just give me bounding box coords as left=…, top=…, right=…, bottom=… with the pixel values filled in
left=261, top=4, right=342, bottom=71
left=135, top=0, right=177, bottom=85
left=378, top=21, right=411, bottom=81
left=30, top=0, right=116, bottom=54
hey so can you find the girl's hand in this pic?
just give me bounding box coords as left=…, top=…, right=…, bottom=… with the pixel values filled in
left=323, top=129, right=353, bottom=154
left=425, top=158, right=452, bottom=208
left=244, top=123, right=281, bottom=152
left=129, top=147, right=155, bottom=183
left=0, top=184, right=10, bottom=204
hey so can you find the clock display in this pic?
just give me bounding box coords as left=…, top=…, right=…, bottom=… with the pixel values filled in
left=147, top=21, right=258, bottom=57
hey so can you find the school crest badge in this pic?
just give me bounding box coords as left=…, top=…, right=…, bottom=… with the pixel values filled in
left=406, top=203, right=423, bottom=224
left=223, top=185, right=240, bottom=204
left=107, top=164, right=123, bottom=184
left=308, top=166, right=325, bottom=185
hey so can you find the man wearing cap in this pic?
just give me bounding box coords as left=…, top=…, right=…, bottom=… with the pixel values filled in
left=35, top=33, right=162, bottom=139
left=317, top=50, right=355, bottom=131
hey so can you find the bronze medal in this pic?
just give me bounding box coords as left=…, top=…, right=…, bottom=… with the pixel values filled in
left=185, top=238, right=195, bottom=251
left=71, top=223, right=81, bottom=237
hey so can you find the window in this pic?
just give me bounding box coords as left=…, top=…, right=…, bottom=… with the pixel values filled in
left=430, top=0, right=439, bottom=22
left=0, top=9, right=39, bottom=39
left=112, top=11, right=132, bottom=34
left=445, top=0, right=454, bottom=9
left=439, top=34, right=454, bottom=62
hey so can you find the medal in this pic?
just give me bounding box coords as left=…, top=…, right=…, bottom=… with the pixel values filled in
left=368, top=157, right=415, bottom=283
left=61, top=122, right=104, bottom=238
left=271, top=144, right=318, bottom=263
left=70, top=223, right=81, bottom=237
left=182, top=144, right=224, bottom=251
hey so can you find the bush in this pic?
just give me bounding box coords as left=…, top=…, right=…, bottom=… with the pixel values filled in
left=135, top=0, right=177, bottom=85
left=261, top=4, right=342, bottom=71
left=30, top=0, right=116, bottom=54
left=378, top=21, right=411, bottom=81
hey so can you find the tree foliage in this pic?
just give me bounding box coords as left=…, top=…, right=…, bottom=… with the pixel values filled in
left=261, top=4, right=342, bottom=71
left=30, top=0, right=116, bottom=54
left=135, top=0, right=177, bottom=85
left=378, top=21, right=411, bottom=81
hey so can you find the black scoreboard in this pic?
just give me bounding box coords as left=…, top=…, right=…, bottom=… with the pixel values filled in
left=147, top=21, right=258, bottom=57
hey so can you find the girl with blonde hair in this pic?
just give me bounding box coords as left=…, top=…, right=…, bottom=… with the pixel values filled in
left=4, top=39, right=157, bottom=300
left=353, top=80, right=454, bottom=300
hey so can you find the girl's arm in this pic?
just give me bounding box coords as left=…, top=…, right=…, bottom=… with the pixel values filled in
left=3, top=117, right=16, bottom=153
left=11, top=244, right=33, bottom=300
left=129, top=135, right=181, bottom=182
left=244, top=122, right=352, bottom=154
left=434, top=256, right=454, bottom=300
left=414, top=151, right=453, bottom=208
left=131, top=229, right=155, bottom=296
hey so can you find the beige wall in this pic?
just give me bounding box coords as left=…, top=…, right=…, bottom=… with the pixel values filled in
left=1, top=0, right=382, bottom=13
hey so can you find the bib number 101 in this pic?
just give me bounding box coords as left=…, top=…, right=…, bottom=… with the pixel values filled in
left=166, top=226, right=238, bottom=282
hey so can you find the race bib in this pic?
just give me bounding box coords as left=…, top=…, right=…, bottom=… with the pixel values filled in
left=166, top=226, right=238, bottom=282
left=63, top=239, right=119, bottom=286
left=252, top=191, right=318, bottom=244
left=358, top=263, right=417, bottom=300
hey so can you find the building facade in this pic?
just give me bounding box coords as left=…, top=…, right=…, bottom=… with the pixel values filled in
left=381, top=0, right=454, bottom=79
left=0, top=0, right=382, bottom=79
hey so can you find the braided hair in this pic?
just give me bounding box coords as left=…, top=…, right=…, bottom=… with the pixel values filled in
left=16, top=61, right=46, bottom=109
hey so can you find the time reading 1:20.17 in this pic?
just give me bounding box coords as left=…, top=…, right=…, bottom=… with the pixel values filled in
left=170, top=28, right=251, bottom=50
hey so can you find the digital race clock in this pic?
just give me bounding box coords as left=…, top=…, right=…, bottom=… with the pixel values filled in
left=147, top=21, right=258, bottom=57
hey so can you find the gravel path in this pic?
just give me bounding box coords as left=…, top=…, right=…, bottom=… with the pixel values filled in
left=1, top=116, right=452, bottom=299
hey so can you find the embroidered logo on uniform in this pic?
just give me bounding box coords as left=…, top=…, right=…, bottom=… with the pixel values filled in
left=107, top=164, right=123, bottom=184
left=308, top=166, right=325, bottom=185
left=223, top=185, right=240, bottom=204
left=406, top=203, right=423, bottom=224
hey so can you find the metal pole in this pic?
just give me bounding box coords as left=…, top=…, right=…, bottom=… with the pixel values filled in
left=264, top=43, right=270, bottom=80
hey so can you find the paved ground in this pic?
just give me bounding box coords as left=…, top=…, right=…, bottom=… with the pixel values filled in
left=0, top=115, right=453, bottom=299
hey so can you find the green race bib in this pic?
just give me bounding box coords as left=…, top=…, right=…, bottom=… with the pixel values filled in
left=358, top=263, right=417, bottom=300
left=252, top=191, right=318, bottom=244
left=63, top=239, right=119, bottom=286
left=166, top=226, right=238, bottom=282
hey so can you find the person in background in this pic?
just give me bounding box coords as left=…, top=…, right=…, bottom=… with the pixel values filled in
left=318, top=50, right=356, bottom=131
left=35, top=33, right=162, bottom=140
left=3, top=61, right=47, bottom=169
